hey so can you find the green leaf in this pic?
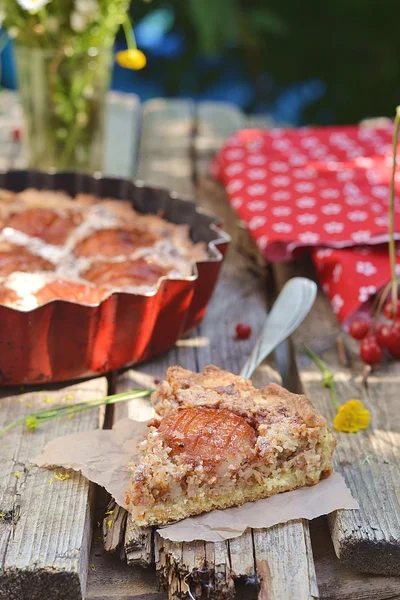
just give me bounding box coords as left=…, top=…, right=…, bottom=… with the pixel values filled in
left=247, top=7, right=288, bottom=36
left=187, top=0, right=241, bottom=53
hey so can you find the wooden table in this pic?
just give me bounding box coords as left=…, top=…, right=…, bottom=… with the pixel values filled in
left=0, top=91, right=399, bottom=600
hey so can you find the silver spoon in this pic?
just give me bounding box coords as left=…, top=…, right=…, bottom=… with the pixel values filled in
left=240, top=277, right=317, bottom=379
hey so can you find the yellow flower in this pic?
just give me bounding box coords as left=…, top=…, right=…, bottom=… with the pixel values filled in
left=25, top=415, right=39, bottom=431
left=116, top=49, right=147, bottom=71
left=333, top=399, right=370, bottom=433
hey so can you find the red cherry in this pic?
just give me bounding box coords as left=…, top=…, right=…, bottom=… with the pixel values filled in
left=235, top=323, right=252, bottom=340
left=384, top=324, right=400, bottom=358
left=12, top=127, right=21, bottom=143
left=376, top=323, right=393, bottom=348
left=349, top=319, right=369, bottom=340
left=360, top=335, right=383, bottom=365
left=383, top=300, right=400, bottom=320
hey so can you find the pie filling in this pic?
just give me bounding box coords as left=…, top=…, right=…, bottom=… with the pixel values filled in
left=126, top=366, right=336, bottom=526
left=0, top=188, right=207, bottom=310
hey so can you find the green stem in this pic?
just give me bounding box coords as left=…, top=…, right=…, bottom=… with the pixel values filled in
left=0, top=389, right=153, bottom=436
left=388, top=106, right=400, bottom=312
left=303, top=345, right=340, bottom=409
left=122, top=16, right=137, bottom=49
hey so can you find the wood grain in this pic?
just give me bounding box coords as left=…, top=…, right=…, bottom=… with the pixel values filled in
left=0, top=377, right=107, bottom=600
left=273, top=259, right=400, bottom=576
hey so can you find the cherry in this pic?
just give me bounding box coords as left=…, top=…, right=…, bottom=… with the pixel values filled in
left=376, top=323, right=393, bottom=348
left=383, top=300, right=400, bottom=320
left=360, top=335, right=383, bottom=365
left=384, top=322, right=400, bottom=358
left=12, top=127, right=21, bottom=143
left=349, top=319, right=369, bottom=340
left=235, top=323, right=252, bottom=340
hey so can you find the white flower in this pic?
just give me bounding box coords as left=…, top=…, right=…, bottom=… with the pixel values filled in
left=356, top=261, right=377, bottom=277
left=17, top=0, right=50, bottom=12
left=247, top=139, right=264, bottom=152
left=345, top=197, right=368, bottom=207
left=272, top=222, right=292, bottom=233
left=359, top=285, right=377, bottom=303
left=371, top=202, right=383, bottom=213
left=320, top=188, right=339, bottom=199
left=295, top=181, right=314, bottom=193
left=296, top=196, right=315, bottom=209
left=71, top=11, right=88, bottom=32
left=298, top=231, right=320, bottom=244
left=288, top=155, right=307, bottom=166
left=271, top=190, right=291, bottom=201
left=272, top=139, right=291, bottom=151
left=76, top=0, right=98, bottom=13
left=293, top=168, right=316, bottom=179
left=271, top=176, right=290, bottom=186
left=332, top=293, right=344, bottom=314
left=225, top=149, right=244, bottom=160
left=352, top=230, right=371, bottom=243
left=321, top=203, right=342, bottom=215
left=227, top=179, right=243, bottom=194
left=231, top=197, right=243, bottom=209
left=333, top=264, right=343, bottom=283
left=371, top=185, right=388, bottom=199
left=343, top=182, right=361, bottom=196
left=336, top=170, right=354, bottom=182
left=300, top=136, right=320, bottom=149
left=247, top=155, right=266, bottom=166
left=324, top=221, right=344, bottom=234
left=225, top=163, right=244, bottom=176
left=354, top=156, right=373, bottom=168
left=309, top=147, right=328, bottom=159
left=348, top=210, right=368, bottom=222
left=248, top=216, right=267, bottom=230
left=375, top=216, right=389, bottom=227
left=272, top=206, right=292, bottom=217
left=247, top=184, right=267, bottom=196
left=257, top=235, right=269, bottom=250
left=248, top=168, right=267, bottom=180
left=297, top=213, right=317, bottom=225
left=247, top=200, right=267, bottom=211
left=315, top=248, right=333, bottom=259
left=269, top=161, right=289, bottom=173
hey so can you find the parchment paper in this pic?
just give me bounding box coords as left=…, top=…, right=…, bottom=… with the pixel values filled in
left=33, top=417, right=358, bottom=542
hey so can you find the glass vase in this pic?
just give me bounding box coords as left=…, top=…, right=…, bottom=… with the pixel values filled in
left=14, top=45, right=113, bottom=173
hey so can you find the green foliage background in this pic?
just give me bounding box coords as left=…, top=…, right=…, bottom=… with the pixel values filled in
left=130, top=0, right=400, bottom=124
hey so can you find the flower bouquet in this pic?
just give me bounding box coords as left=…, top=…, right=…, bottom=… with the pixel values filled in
left=1, top=0, right=146, bottom=172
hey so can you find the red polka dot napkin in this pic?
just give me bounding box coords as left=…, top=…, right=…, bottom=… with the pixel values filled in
left=211, top=125, right=400, bottom=326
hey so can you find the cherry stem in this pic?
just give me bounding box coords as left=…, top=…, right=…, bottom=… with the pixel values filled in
left=388, top=106, right=400, bottom=314
left=372, top=281, right=392, bottom=319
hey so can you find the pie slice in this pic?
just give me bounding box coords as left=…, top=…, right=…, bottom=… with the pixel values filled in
left=126, top=366, right=336, bottom=526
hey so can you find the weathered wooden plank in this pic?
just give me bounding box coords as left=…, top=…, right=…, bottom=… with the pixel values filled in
left=195, top=101, right=247, bottom=154
left=0, top=377, right=107, bottom=600
left=104, top=91, right=141, bottom=178
left=253, top=521, right=318, bottom=600
left=310, top=517, right=400, bottom=600
left=274, top=259, right=400, bottom=576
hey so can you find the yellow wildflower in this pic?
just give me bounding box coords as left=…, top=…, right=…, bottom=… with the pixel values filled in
left=116, top=49, right=147, bottom=71
left=14, top=471, right=20, bottom=478
left=333, top=400, right=370, bottom=433
left=25, top=416, right=39, bottom=431
left=106, top=519, right=113, bottom=529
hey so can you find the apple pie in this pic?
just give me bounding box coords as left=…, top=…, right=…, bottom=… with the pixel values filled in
left=0, top=188, right=207, bottom=310
left=126, top=365, right=336, bottom=526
